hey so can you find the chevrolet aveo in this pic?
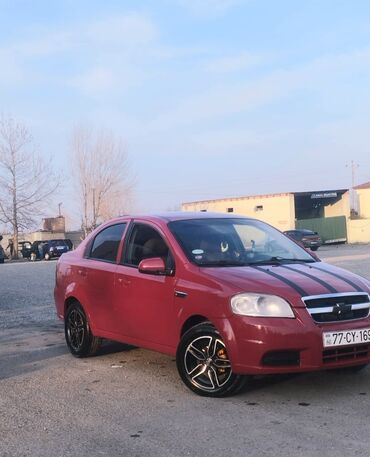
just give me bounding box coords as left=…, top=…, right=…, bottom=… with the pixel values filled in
left=54, top=213, right=370, bottom=397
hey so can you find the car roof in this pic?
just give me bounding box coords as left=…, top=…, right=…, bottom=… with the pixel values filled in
left=110, top=212, right=255, bottom=223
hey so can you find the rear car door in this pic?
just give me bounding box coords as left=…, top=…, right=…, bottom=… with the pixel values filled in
left=82, top=223, right=127, bottom=333
left=114, top=222, right=177, bottom=349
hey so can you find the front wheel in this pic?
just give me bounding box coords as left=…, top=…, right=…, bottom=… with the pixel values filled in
left=65, top=302, right=101, bottom=357
left=176, top=322, right=248, bottom=397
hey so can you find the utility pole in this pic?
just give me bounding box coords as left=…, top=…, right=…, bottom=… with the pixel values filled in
left=348, top=160, right=359, bottom=189
left=58, top=202, right=62, bottom=217
left=346, top=160, right=359, bottom=214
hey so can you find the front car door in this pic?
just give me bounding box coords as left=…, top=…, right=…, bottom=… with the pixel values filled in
left=114, top=222, right=177, bottom=352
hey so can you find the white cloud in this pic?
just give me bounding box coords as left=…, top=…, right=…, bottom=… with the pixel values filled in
left=204, top=52, right=263, bottom=73
left=0, top=49, right=25, bottom=85
left=176, top=0, right=242, bottom=16
left=84, top=14, right=158, bottom=47
left=147, top=45, right=370, bottom=132
left=72, top=66, right=116, bottom=95
left=0, top=12, right=159, bottom=94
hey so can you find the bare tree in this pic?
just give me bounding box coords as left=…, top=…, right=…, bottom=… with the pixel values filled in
left=71, top=127, right=133, bottom=238
left=0, top=116, right=59, bottom=258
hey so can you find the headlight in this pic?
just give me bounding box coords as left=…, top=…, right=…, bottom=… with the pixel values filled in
left=49, top=247, right=54, bottom=251
left=230, top=293, right=295, bottom=318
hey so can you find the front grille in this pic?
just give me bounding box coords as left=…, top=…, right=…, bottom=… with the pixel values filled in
left=302, top=293, right=370, bottom=323
left=323, top=344, right=369, bottom=364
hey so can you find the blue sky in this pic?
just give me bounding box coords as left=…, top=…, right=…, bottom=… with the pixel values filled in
left=1, top=0, right=370, bottom=223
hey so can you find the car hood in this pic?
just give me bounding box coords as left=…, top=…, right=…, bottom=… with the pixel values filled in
left=200, top=262, right=370, bottom=307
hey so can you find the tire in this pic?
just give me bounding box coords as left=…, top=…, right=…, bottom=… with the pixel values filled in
left=176, top=322, right=248, bottom=397
left=65, top=301, right=101, bottom=357
left=311, top=247, right=319, bottom=252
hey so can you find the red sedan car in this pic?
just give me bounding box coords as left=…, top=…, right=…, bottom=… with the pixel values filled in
left=54, top=213, right=370, bottom=397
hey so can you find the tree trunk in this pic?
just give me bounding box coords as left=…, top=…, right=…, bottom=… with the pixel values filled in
left=12, top=174, right=18, bottom=259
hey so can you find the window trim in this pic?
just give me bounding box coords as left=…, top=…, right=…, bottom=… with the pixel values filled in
left=87, top=222, right=128, bottom=264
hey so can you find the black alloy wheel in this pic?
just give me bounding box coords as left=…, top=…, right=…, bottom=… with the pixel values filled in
left=65, top=302, right=101, bottom=357
left=176, top=322, right=248, bottom=397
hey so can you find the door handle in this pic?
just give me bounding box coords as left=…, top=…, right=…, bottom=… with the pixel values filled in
left=118, top=277, right=131, bottom=286
left=78, top=268, right=87, bottom=277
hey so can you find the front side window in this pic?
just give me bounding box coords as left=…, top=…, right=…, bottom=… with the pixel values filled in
left=123, top=223, right=173, bottom=270
left=168, top=218, right=315, bottom=267
left=90, top=223, right=127, bottom=262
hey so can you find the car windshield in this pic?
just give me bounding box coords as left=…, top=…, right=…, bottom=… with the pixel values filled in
left=168, top=218, right=315, bottom=267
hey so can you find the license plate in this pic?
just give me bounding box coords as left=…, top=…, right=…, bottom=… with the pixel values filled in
left=323, top=328, right=370, bottom=347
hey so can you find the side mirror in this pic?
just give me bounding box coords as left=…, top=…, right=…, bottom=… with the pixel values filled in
left=138, top=257, right=166, bottom=275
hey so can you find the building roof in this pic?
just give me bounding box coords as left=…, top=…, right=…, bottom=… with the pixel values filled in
left=354, top=181, right=370, bottom=190
left=182, top=188, right=349, bottom=206
left=182, top=192, right=292, bottom=206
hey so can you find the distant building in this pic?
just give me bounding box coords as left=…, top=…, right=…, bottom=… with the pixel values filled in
left=354, top=182, right=370, bottom=218
left=43, top=216, right=65, bottom=233
left=29, top=216, right=83, bottom=248
left=182, top=186, right=370, bottom=244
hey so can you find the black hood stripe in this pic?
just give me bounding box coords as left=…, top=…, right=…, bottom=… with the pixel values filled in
left=309, top=264, right=363, bottom=292
left=252, top=266, right=308, bottom=296
left=280, top=265, right=338, bottom=294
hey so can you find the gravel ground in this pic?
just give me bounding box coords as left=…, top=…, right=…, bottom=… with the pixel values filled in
left=1, top=247, right=370, bottom=457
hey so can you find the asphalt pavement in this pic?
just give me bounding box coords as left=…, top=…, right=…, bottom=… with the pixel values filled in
left=1, top=246, right=370, bottom=457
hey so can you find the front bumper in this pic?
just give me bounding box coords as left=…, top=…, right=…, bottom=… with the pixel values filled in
left=303, top=240, right=322, bottom=248
left=215, top=309, right=370, bottom=375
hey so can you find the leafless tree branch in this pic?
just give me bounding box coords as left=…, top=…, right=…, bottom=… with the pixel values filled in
left=71, top=126, right=134, bottom=238
left=0, top=115, right=60, bottom=257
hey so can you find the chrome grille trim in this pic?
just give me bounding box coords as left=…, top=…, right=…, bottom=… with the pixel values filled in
left=301, top=292, right=370, bottom=301
left=307, top=303, right=370, bottom=315
left=302, top=292, right=370, bottom=323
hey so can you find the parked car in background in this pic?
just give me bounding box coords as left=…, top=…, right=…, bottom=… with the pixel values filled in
left=42, top=239, right=70, bottom=260
left=19, top=241, right=33, bottom=258
left=27, top=239, right=71, bottom=261
left=55, top=213, right=370, bottom=397
left=0, top=235, right=5, bottom=264
left=284, top=229, right=322, bottom=251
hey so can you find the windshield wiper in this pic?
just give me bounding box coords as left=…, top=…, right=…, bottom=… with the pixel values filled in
left=198, top=260, right=248, bottom=267
left=247, top=256, right=315, bottom=266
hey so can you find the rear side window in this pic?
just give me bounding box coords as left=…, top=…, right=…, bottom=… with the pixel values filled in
left=90, top=223, right=126, bottom=262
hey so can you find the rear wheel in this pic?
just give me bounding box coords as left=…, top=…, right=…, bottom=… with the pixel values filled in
left=176, top=322, right=248, bottom=397
left=65, top=302, right=101, bottom=357
left=311, top=247, right=319, bottom=252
